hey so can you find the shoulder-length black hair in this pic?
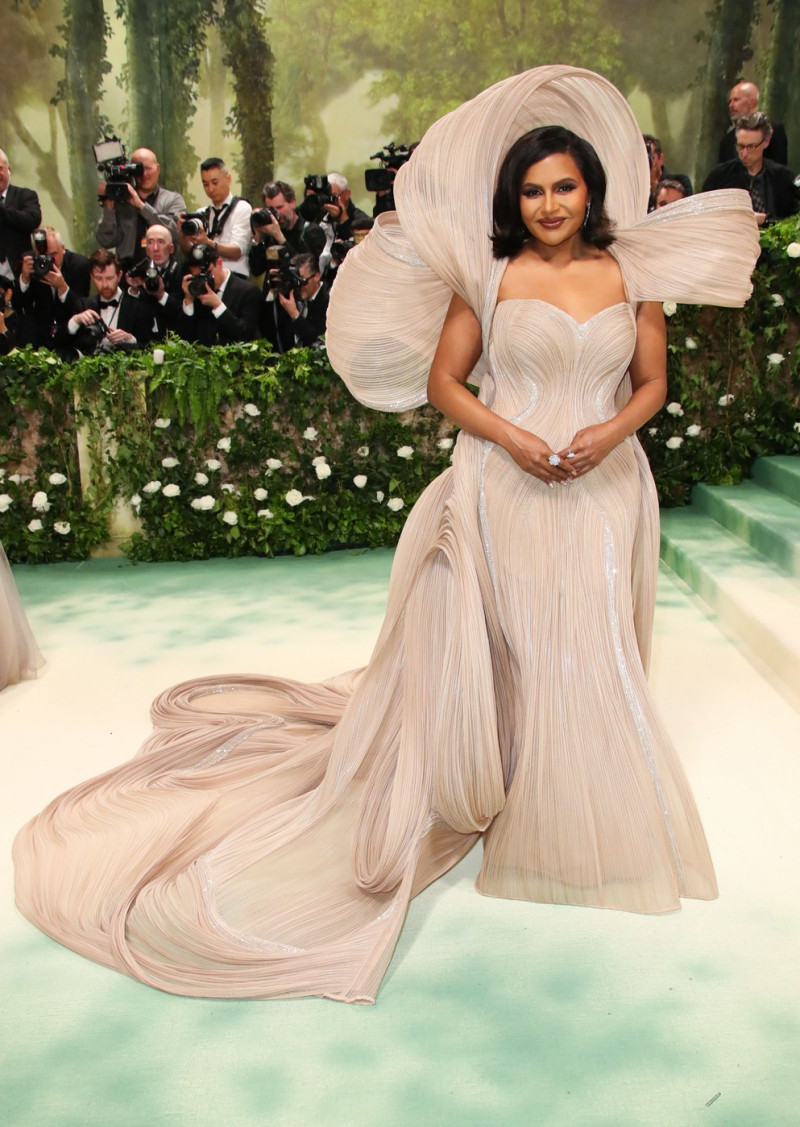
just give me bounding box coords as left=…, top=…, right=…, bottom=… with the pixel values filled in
left=491, top=125, right=615, bottom=259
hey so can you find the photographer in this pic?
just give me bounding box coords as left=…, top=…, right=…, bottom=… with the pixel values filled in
left=97, top=148, right=186, bottom=265
left=125, top=223, right=184, bottom=339
left=177, top=243, right=260, bottom=344
left=249, top=181, right=325, bottom=277
left=179, top=158, right=252, bottom=277
left=261, top=252, right=328, bottom=353
left=15, top=227, right=89, bottom=349
left=59, top=249, right=154, bottom=356
left=0, top=148, right=42, bottom=280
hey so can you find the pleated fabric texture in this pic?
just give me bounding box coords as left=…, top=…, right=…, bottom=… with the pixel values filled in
left=0, top=541, right=43, bottom=690
left=14, top=67, right=760, bottom=1003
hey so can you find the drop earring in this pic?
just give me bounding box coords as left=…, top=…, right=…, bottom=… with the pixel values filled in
left=583, top=201, right=592, bottom=227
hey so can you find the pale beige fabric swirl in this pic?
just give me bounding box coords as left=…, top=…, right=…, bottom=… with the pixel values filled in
left=14, top=67, right=760, bottom=1003
left=0, top=542, right=43, bottom=690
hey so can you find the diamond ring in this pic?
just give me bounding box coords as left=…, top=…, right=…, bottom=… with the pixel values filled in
left=566, top=450, right=576, bottom=459
left=548, top=454, right=561, bottom=467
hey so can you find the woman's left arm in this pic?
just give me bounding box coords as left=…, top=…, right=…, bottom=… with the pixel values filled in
left=557, top=300, right=666, bottom=475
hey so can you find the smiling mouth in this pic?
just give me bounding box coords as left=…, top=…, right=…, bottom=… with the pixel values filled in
left=538, top=218, right=565, bottom=228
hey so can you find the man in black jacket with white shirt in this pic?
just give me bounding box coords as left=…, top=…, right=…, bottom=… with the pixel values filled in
left=15, top=227, right=89, bottom=349
left=0, top=148, right=42, bottom=279
left=59, top=249, right=154, bottom=356
left=177, top=244, right=260, bottom=345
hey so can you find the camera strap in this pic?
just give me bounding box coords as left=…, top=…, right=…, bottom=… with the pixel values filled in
left=208, top=196, right=242, bottom=239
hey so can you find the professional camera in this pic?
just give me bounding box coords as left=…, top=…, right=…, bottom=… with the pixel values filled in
left=180, top=211, right=208, bottom=237
left=298, top=175, right=335, bottom=223
left=83, top=317, right=110, bottom=348
left=93, top=138, right=144, bottom=203
left=264, top=246, right=304, bottom=298
left=250, top=206, right=279, bottom=231
left=185, top=243, right=217, bottom=297
left=31, top=229, right=55, bottom=279
left=330, top=238, right=354, bottom=267
left=365, top=143, right=414, bottom=215
left=127, top=258, right=161, bottom=294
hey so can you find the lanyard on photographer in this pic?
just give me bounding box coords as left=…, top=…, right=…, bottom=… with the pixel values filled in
left=208, top=197, right=241, bottom=240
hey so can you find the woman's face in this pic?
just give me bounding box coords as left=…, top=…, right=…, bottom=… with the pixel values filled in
left=519, top=152, right=589, bottom=247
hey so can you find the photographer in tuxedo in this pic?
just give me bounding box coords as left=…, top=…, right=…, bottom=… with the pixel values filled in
left=0, top=148, right=42, bottom=279
left=177, top=244, right=260, bottom=344
left=124, top=223, right=184, bottom=339
left=15, top=227, right=89, bottom=350
left=59, top=249, right=154, bottom=357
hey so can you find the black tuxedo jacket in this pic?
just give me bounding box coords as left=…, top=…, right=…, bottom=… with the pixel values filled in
left=718, top=122, right=788, bottom=167
left=128, top=259, right=185, bottom=340
left=57, top=292, right=155, bottom=353
left=261, top=285, right=329, bottom=352
left=0, top=185, right=42, bottom=274
left=61, top=249, right=91, bottom=297
left=702, top=158, right=800, bottom=221
left=14, top=277, right=83, bottom=350
left=178, top=272, right=261, bottom=345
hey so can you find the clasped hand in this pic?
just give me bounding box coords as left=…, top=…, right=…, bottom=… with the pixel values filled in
left=507, top=421, right=621, bottom=485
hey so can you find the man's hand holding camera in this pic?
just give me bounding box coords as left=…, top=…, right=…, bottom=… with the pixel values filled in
left=251, top=207, right=285, bottom=246
left=20, top=253, right=69, bottom=298
left=72, top=307, right=135, bottom=346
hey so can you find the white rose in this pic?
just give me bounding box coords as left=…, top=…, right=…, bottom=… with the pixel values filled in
left=190, top=495, right=215, bottom=511
left=48, top=472, right=67, bottom=485
left=437, top=437, right=454, bottom=450
left=253, top=487, right=268, bottom=501
left=0, top=493, right=12, bottom=512
left=353, top=474, right=367, bottom=489
left=8, top=473, right=22, bottom=484
left=222, top=510, right=238, bottom=525
left=130, top=493, right=142, bottom=509
left=162, top=483, right=181, bottom=498
left=786, top=242, right=800, bottom=258
left=285, top=489, right=305, bottom=507
left=666, top=402, right=684, bottom=416
left=28, top=518, right=43, bottom=532
left=387, top=497, right=404, bottom=512
left=767, top=353, right=785, bottom=366
left=397, top=445, right=414, bottom=459
left=194, top=472, right=209, bottom=485
left=54, top=520, right=71, bottom=535
left=161, top=456, right=179, bottom=468
left=647, top=427, right=658, bottom=436
left=315, top=462, right=332, bottom=480
left=154, top=417, right=171, bottom=428
left=216, top=436, right=231, bottom=452
left=243, top=403, right=261, bottom=417
left=685, top=337, right=697, bottom=351
left=686, top=424, right=702, bottom=437
left=153, top=348, right=166, bottom=365
left=303, top=427, right=318, bottom=440
left=771, top=294, right=785, bottom=307
left=220, top=483, right=237, bottom=494
left=662, top=302, right=677, bottom=317
left=142, top=480, right=162, bottom=494
left=718, top=394, right=735, bottom=407
left=32, top=491, right=50, bottom=512
left=311, top=455, right=327, bottom=466
left=665, top=436, right=684, bottom=449
left=205, top=459, right=221, bottom=471
left=376, top=491, right=385, bottom=502
left=257, top=508, right=273, bottom=519
left=266, top=458, right=283, bottom=471
left=794, top=422, right=800, bottom=433
left=357, top=445, right=370, bottom=457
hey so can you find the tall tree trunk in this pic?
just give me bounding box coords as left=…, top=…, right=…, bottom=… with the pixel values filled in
left=218, top=0, right=274, bottom=202
left=695, top=0, right=758, bottom=184
left=55, top=0, right=110, bottom=252
left=762, top=0, right=800, bottom=164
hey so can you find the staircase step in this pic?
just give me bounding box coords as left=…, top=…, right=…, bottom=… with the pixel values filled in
left=692, top=481, right=800, bottom=577
left=752, top=455, right=800, bottom=505
left=660, top=508, right=800, bottom=697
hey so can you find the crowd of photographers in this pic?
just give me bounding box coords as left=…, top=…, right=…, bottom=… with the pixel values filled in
left=0, top=140, right=411, bottom=359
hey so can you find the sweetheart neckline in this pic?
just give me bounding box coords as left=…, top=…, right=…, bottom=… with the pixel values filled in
left=494, top=298, right=632, bottom=328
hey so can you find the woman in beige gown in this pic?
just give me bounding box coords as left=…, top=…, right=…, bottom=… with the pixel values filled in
left=14, top=67, right=759, bottom=1003
left=0, top=541, right=42, bottom=690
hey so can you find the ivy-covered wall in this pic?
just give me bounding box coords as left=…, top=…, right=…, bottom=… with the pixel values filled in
left=2, top=218, right=799, bottom=566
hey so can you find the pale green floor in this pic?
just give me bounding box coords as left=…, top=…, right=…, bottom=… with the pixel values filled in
left=2, top=550, right=799, bottom=1127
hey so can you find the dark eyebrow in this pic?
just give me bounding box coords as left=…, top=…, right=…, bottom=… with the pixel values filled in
left=521, top=177, right=578, bottom=189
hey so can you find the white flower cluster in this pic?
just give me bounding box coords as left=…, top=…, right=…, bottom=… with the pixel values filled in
left=243, top=403, right=261, bottom=417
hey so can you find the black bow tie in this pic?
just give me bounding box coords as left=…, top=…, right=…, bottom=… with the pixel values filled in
left=99, top=298, right=119, bottom=309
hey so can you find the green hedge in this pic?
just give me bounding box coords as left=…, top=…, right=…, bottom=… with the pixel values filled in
left=1, top=216, right=799, bottom=565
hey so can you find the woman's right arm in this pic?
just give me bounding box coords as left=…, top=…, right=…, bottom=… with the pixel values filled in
left=426, top=293, right=573, bottom=484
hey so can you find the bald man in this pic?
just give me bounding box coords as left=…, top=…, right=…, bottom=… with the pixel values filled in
left=718, top=82, right=788, bottom=165
left=97, top=147, right=186, bottom=265
left=0, top=147, right=42, bottom=279
left=124, top=222, right=184, bottom=339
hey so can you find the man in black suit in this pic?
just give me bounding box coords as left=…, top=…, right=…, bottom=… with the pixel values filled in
left=124, top=223, right=184, bottom=339
left=15, top=227, right=90, bottom=350
left=0, top=148, right=42, bottom=280
left=177, top=244, right=260, bottom=345
left=59, top=249, right=154, bottom=356
left=718, top=82, right=788, bottom=166
left=703, top=113, right=799, bottom=226
left=260, top=252, right=329, bottom=352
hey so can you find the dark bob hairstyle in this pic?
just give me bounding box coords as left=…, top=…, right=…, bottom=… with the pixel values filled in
left=491, top=125, right=615, bottom=259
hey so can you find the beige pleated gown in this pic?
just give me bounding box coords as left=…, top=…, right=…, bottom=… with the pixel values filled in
left=13, top=67, right=759, bottom=1003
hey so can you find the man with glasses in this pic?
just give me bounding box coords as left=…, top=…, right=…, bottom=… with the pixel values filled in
left=703, top=112, right=799, bottom=226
